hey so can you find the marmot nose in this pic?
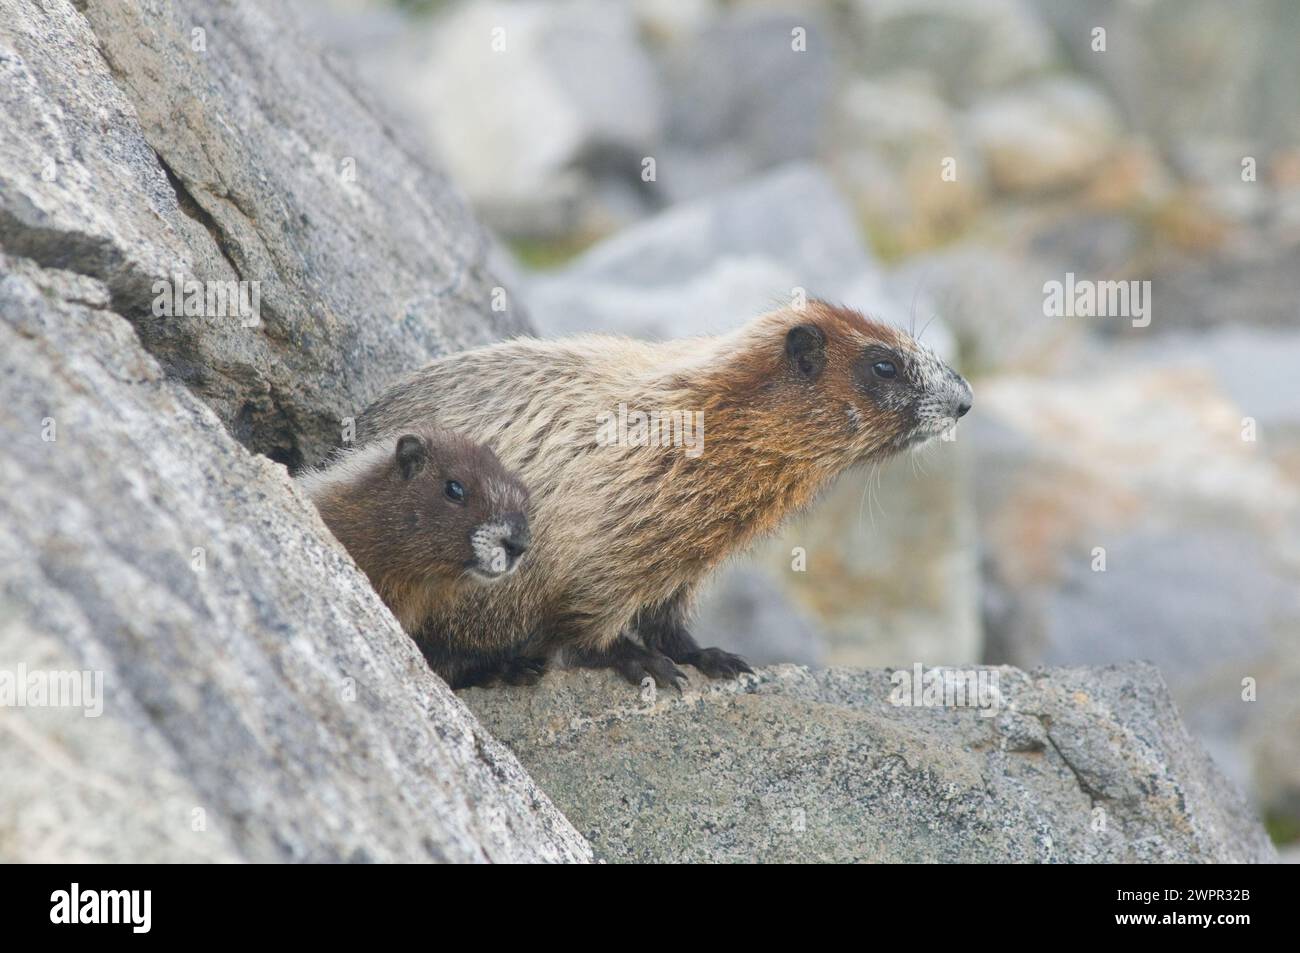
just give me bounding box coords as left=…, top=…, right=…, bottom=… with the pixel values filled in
left=953, top=378, right=973, bottom=419
left=501, top=514, right=530, bottom=562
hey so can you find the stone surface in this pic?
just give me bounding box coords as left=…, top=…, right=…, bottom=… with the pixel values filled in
left=1030, top=0, right=1300, bottom=153
left=825, top=73, right=986, bottom=256
left=0, top=252, right=590, bottom=864
left=845, top=0, right=1055, bottom=106
left=719, top=445, right=981, bottom=670
left=526, top=164, right=899, bottom=339
left=526, top=164, right=979, bottom=668
left=965, top=78, right=1121, bottom=195
left=972, top=360, right=1300, bottom=838
left=462, top=662, right=1276, bottom=863
left=368, top=0, right=664, bottom=240
left=0, top=0, right=586, bottom=864
left=0, top=0, right=527, bottom=471
left=657, top=7, right=833, bottom=203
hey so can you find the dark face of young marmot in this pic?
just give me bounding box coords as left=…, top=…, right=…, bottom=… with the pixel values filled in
left=357, top=301, right=971, bottom=689
left=298, top=428, right=530, bottom=633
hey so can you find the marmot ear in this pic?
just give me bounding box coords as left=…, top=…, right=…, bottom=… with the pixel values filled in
left=395, top=434, right=428, bottom=480
left=785, top=324, right=827, bottom=379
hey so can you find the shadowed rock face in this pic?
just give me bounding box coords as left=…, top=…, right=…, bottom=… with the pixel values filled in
left=0, top=0, right=529, bottom=471
left=462, top=662, right=1276, bottom=863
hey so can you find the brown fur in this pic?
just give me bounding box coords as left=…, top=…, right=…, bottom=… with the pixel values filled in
left=298, top=427, right=530, bottom=634
left=357, top=302, right=971, bottom=685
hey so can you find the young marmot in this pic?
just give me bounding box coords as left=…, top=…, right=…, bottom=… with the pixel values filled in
left=298, top=428, right=535, bottom=686
left=358, top=301, right=973, bottom=689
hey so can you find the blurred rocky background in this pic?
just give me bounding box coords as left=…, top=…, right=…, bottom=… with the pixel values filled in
left=303, top=0, right=1299, bottom=854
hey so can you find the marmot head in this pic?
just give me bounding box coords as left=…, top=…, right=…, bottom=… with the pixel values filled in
left=384, top=429, right=531, bottom=584
left=720, top=301, right=973, bottom=460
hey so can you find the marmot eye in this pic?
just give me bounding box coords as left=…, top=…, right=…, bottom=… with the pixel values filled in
left=872, top=360, right=897, bottom=380
left=444, top=480, right=465, bottom=503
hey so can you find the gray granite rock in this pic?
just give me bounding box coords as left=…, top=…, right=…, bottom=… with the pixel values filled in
left=964, top=77, right=1122, bottom=195
left=0, top=252, right=590, bottom=863
left=844, top=0, right=1055, bottom=106
left=462, top=662, right=1276, bottom=863
left=657, top=7, right=833, bottom=202
left=0, top=0, right=583, bottom=864
left=527, top=163, right=895, bottom=339
left=0, top=0, right=527, bottom=471
left=974, top=341, right=1300, bottom=845
left=1030, top=0, right=1300, bottom=152
left=353, top=0, right=664, bottom=240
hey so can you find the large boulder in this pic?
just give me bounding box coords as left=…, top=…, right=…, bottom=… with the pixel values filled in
left=356, top=0, right=665, bottom=241
left=0, top=0, right=527, bottom=471
left=964, top=78, right=1123, bottom=195
left=655, top=7, right=833, bottom=204
left=0, top=253, right=589, bottom=863
left=973, top=341, right=1300, bottom=844
left=844, top=0, right=1056, bottom=106
left=526, top=165, right=980, bottom=668
left=0, top=0, right=586, bottom=863
left=1029, top=0, right=1300, bottom=154
left=527, top=164, right=899, bottom=338
left=463, top=662, right=1276, bottom=863
left=825, top=73, right=987, bottom=257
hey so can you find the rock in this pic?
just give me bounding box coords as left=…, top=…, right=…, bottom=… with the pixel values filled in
left=845, top=0, right=1055, bottom=105
left=826, top=74, right=987, bottom=256
left=965, top=78, right=1122, bottom=194
left=0, top=251, right=590, bottom=863
left=371, top=0, right=664, bottom=240
left=1138, top=237, right=1300, bottom=334
left=657, top=8, right=833, bottom=203
left=631, top=0, right=715, bottom=44
left=972, top=361, right=1300, bottom=840
left=527, top=163, right=901, bottom=339
left=461, top=663, right=1276, bottom=862
left=0, top=0, right=527, bottom=471
left=525, top=165, right=979, bottom=669
left=1123, top=328, right=1300, bottom=443
left=1029, top=0, right=1300, bottom=153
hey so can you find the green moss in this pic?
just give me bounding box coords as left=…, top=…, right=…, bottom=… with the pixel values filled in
left=391, top=0, right=450, bottom=18
left=507, top=235, right=598, bottom=272
left=1264, top=811, right=1300, bottom=846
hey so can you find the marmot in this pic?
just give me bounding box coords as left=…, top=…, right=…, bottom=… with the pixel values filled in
left=298, top=428, right=535, bottom=684
left=358, top=301, right=973, bottom=689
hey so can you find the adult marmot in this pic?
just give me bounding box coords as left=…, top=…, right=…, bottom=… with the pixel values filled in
left=359, top=302, right=972, bottom=689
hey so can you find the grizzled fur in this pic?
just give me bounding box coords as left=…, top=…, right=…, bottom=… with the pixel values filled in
left=298, top=427, right=530, bottom=683
left=358, top=302, right=972, bottom=689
